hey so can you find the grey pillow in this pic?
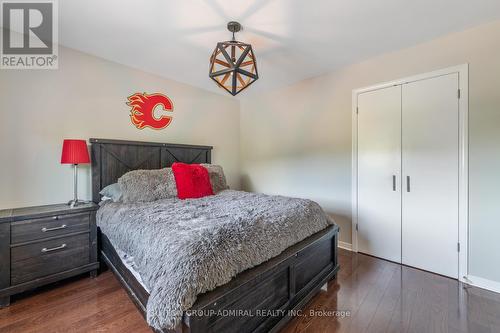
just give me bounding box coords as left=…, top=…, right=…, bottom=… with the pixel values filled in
left=202, top=164, right=229, bottom=193
left=99, top=183, right=123, bottom=202
left=118, top=168, right=177, bottom=203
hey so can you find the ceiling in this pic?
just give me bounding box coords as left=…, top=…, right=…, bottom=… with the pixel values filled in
left=59, top=0, right=500, bottom=97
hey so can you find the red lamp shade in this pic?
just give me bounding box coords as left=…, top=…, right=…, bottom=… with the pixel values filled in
left=60, top=139, right=90, bottom=164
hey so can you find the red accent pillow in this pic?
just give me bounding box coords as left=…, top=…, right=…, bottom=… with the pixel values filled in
left=172, top=163, right=214, bottom=199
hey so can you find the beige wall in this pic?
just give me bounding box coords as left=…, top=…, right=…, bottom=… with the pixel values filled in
left=240, top=20, right=500, bottom=282
left=0, top=45, right=240, bottom=209
left=2, top=20, right=500, bottom=283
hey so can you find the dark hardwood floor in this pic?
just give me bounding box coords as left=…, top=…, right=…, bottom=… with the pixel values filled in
left=0, top=271, right=151, bottom=333
left=1, top=249, right=500, bottom=333
left=282, top=249, right=500, bottom=333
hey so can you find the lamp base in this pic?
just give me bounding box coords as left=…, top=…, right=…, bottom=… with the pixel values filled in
left=68, top=199, right=88, bottom=209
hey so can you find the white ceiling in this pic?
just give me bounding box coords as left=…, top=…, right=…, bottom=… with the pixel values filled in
left=59, top=0, right=500, bottom=97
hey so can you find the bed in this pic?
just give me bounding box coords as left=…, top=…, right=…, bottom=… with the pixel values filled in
left=90, top=138, right=339, bottom=333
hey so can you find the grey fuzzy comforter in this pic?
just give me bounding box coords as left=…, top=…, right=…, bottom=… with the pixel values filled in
left=97, top=190, right=334, bottom=330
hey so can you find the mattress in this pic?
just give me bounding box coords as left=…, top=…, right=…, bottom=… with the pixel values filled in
left=114, top=245, right=150, bottom=293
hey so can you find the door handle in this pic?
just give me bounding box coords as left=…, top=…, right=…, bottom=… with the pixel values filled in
left=392, top=175, right=396, bottom=191
left=406, top=176, right=411, bottom=192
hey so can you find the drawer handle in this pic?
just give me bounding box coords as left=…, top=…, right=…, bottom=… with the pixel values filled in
left=41, top=224, right=67, bottom=232
left=41, top=244, right=67, bottom=253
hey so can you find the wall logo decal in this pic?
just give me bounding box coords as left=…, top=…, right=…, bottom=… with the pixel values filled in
left=126, top=92, right=173, bottom=130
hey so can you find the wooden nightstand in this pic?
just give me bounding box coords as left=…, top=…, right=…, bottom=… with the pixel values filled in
left=0, top=203, right=100, bottom=307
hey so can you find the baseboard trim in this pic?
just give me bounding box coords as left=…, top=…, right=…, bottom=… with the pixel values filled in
left=338, top=241, right=352, bottom=251
left=465, top=275, right=500, bottom=294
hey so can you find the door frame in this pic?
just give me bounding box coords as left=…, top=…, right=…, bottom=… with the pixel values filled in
left=351, top=64, right=469, bottom=283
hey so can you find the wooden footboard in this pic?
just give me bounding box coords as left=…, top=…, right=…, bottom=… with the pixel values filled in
left=99, top=225, right=339, bottom=333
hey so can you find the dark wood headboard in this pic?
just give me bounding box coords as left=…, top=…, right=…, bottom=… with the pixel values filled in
left=90, top=138, right=213, bottom=203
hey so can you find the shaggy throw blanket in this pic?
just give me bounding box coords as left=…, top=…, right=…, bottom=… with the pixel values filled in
left=97, top=190, right=334, bottom=330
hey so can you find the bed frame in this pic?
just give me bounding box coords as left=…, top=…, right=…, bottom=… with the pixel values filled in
left=90, top=138, right=339, bottom=333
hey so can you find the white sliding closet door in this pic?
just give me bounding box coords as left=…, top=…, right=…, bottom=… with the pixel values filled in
left=401, top=73, right=459, bottom=278
left=357, top=86, right=402, bottom=263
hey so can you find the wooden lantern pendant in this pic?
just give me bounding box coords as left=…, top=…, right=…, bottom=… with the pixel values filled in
left=209, top=21, right=259, bottom=96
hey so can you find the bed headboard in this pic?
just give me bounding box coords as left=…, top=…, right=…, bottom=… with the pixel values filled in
left=90, top=138, right=213, bottom=203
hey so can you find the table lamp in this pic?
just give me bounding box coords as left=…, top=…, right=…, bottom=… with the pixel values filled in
left=61, top=139, right=90, bottom=208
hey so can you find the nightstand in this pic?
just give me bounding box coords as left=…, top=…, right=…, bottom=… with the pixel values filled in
left=0, top=203, right=100, bottom=307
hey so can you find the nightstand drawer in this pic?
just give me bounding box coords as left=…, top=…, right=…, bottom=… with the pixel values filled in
left=11, top=212, right=90, bottom=244
left=11, top=234, right=90, bottom=285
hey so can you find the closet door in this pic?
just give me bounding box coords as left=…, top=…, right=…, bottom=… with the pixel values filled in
left=357, top=86, right=402, bottom=262
left=401, top=73, right=459, bottom=278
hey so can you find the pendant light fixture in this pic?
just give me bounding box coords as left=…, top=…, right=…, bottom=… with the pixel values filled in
left=209, top=21, right=258, bottom=96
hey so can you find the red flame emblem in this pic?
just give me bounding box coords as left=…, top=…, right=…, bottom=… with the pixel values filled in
left=126, top=92, right=173, bottom=130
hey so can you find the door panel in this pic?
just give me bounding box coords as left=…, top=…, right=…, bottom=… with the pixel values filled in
left=402, top=73, right=459, bottom=278
left=357, top=86, right=402, bottom=263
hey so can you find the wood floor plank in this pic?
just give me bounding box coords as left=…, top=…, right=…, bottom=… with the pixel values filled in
left=1, top=249, right=500, bottom=332
left=0, top=272, right=151, bottom=333
left=281, top=250, right=500, bottom=333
